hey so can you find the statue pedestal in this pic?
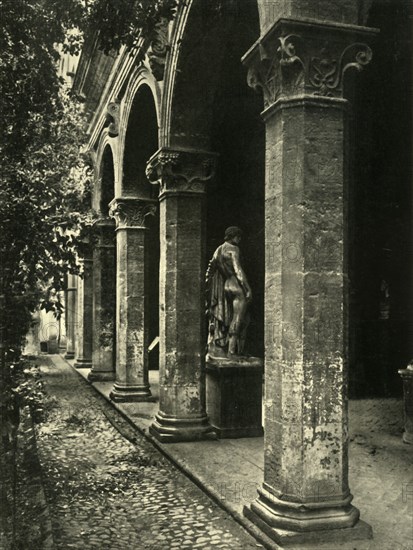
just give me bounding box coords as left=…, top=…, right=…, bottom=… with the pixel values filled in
left=47, top=337, right=59, bottom=354
left=206, top=354, right=263, bottom=438
left=398, top=365, right=413, bottom=444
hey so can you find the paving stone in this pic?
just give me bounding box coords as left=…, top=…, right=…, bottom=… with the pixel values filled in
left=35, top=357, right=259, bottom=549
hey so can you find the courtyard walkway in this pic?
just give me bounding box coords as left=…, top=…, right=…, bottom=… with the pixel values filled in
left=36, top=356, right=262, bottom=549
left=36, top=355, right=413, bottom=550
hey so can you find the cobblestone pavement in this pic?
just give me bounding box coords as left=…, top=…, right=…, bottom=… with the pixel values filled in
left=36, top=357, right=263, bottom=550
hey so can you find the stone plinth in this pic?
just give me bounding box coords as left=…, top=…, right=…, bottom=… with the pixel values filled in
left=241, top=16, right=377, bottom=545
left=89, top=220, right=116, bottom=382
left=206, top=355, right=263, bottom=438
left=74, top=256, right=93, bottom=368
left=146, top=147, right=218, bottom=442
left=48, top=337, right=58, bottom=354
left=398, top=365, right=413, bottom=444
left=109, top=197, right=156, bottom=402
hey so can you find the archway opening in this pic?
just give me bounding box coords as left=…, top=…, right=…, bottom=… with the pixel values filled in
left=92, top=144, right=117, bottom=377
left=123, top=85, right=159, bottom=200
left=100, top=145, right=115, bottom=215
left=350, top=0, right=412, bottom=397
left=122, top=84, right=160, bottom=370
left=207, top=7, right=264, bottom=358
left=169, top=0, right=264, bottom=359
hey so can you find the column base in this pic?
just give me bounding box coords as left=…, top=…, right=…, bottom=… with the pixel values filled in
left=87, top=370, right=115, bottom=382
left=64, top=351, right=75, bottom=360
left=110, top=383, right=155, bottom=403
left=74, top=358, right=92, bottom=369
left=149, top=411, right=216, bottom=443
left=244, top=486, right=372, bottom=546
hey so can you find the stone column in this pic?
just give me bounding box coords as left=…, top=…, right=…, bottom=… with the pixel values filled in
left=58, top=290, right=67, bottom=351
left=146, top=148, right=217, bottom=442
left=398, top=364, right=413, bottom=444
left=88, top=219, right=116, bottom=382
left=108, top=197, right=157, bottom=402
left=242, top=19, right=377, bottom=545
left=64, top=274, right=77, bottom=359
left=74, top=255, right=93, bottom=368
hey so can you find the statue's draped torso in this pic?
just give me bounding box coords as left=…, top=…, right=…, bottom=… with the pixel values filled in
left=206, top=242, right=250, bottom=357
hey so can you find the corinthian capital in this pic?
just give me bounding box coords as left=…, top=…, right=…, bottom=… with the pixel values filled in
left=146, top=147, right=218, bottom=199
left=242, top=18, right=378, bottom=108
left=109, top=198, right=156, bottom=229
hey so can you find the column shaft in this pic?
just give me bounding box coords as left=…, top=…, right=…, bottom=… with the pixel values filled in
left=242, top=17, right=377, bottom=544
left=64, top=274, right=77, bottom=359
left=146, top=148, right=217, bottom=442
left=58, top=290, right=66, bottom=351
left=88, top=221, right=116, bottom=381
left=109, top=198, right=156, bottom=402
left=256, top=98, right=357, bottom=526
left=74, top=257, right=93, bottom=368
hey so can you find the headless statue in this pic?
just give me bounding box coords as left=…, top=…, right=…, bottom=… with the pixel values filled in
left=206, top=226, right=252, bottom=357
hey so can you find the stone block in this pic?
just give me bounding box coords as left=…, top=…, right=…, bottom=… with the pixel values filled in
left=206, top=355, right=263, bottom=438
left=47, top=338, right=58, bottom=354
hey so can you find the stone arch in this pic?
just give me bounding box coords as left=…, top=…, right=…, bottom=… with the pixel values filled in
left=88, top=136, right=117, bottom=382
left=146, top=0, right=266, bottom=444
left=162, top=0, right=261, bottom=150
left=107, top=66, right=161, bottom=399
left=120, top=66, right=161, bottom=145
left=160, top=0, right=363, bottom=148
left=160, top=0, right=265, bottom=358
left=118, top=71, right=160, bottom=370
left=118, top=69, right=160, bottom=198
left=94, top=135, right=117, bottom=214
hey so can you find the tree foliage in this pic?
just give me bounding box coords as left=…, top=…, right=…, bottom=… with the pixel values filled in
left=87, top=0, right=178, bottom=54
left=0, top=0, right=178, bottom=352
left=1, top=1, right=94, bottom=355
left=0, top=1, right=179, bottom=521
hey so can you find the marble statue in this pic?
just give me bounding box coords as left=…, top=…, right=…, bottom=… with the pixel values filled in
left=206, top=226, right=252, bottom=357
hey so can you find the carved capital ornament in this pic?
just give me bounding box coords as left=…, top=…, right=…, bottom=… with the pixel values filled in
left=109, top=198, right=156, bottom=228
left=242, top=18, right=378, bottom=109
left=146, top=148, right=218, bottom=199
